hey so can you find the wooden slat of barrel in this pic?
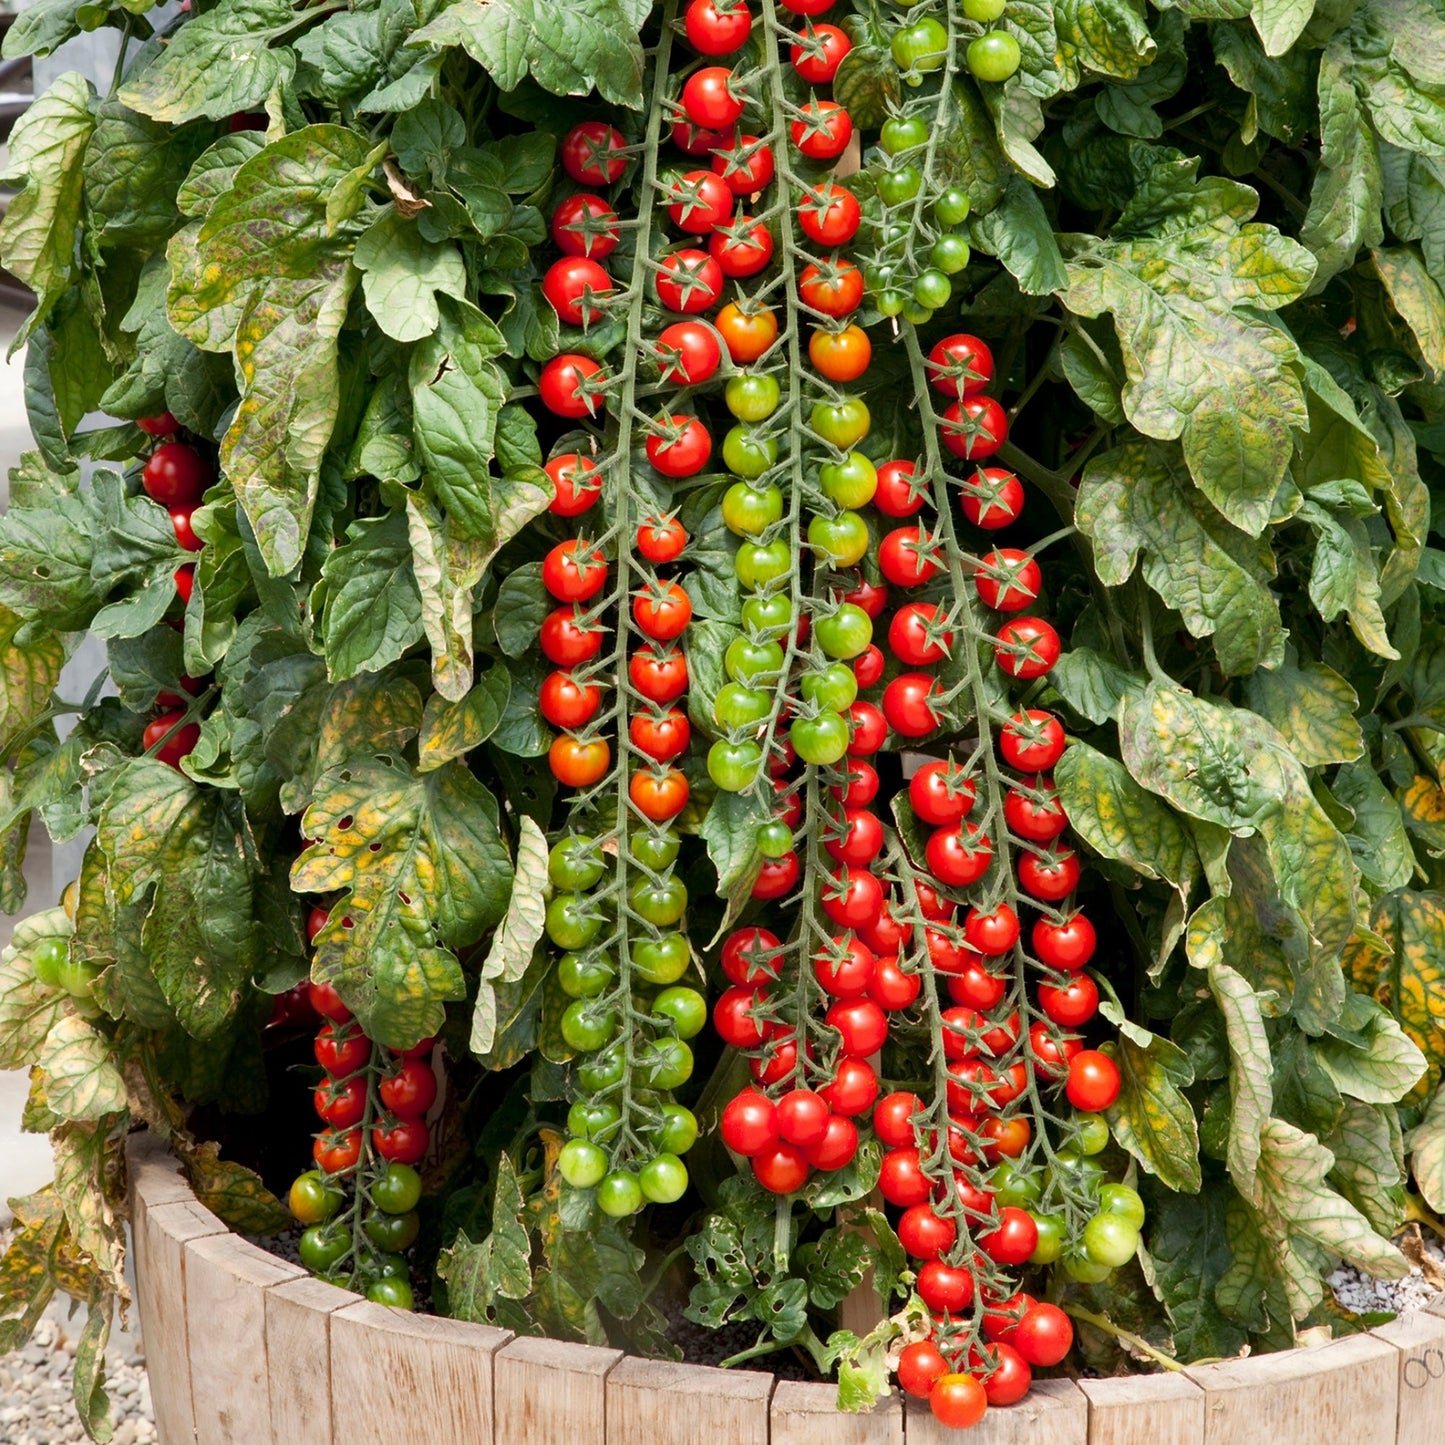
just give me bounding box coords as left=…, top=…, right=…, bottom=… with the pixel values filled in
left=1078, top=1370, right=1204, bottom=1445
left=1370, top=1305, right=1445, bottom=1445
left=605, top=1356, right=773, bottom=1445
left=265, top=1275, right=356, bottom=1444
left=770, top=1379, right=904, bottom=1445
left=494, top=1335, right=622, bottom=1445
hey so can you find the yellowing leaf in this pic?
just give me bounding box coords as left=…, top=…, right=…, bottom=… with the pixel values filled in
left=1201, top=959, right=1274, bottom=1201
left=1241, top=652, right=1363, bottom=769
left=1407, top=1082, right=1445, bottom=1212
left=39, top=1016, right=127, bottom=1123
left=1401, top=774, right=1445, bottom=852
left=1106, top=1031, right=1201, bottom=1192
left=471, top=815, right=549, bottom=1058
left=175, top=1139, right=290, bottom=1235
left=0, top=906, right=71, bottom=1069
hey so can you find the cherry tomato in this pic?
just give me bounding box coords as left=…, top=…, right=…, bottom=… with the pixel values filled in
left=541, top=608, right=603, bottom=666
left=982, top=1343, right=1031, bottom=1406
left=1066, top=1050, right=1120, bottom=1111
left=672, top=118, right=731, bottom=155
left=995, top=617, right=1061, bottom=679
left=1039, top=973, right=1097, bottom=1029
left=927, top=333, right=995, bottom=397
left=873, top=459, right=923, bottom=517
left=961, top=466, right=1024, bottom=529
left=878, top=1146, right=932, bottom=1206
left=682, top=66, right=744, bottom=129
left=791, top=100, right=852, bottom=160
left=1018, top=844, right=1080, bottom=901
left=752, top=1142, right=811, bottom=1193
left=882, top=673, right=942, bottom=737
left=980, top=1206, right=1039, bottom=1265
left=646, top=413, right=712, bottom=478
left=853, top=643, right=885, bottom=688
left=868, top=955, right=920, bottom=1011
left=656, top=249, right=725, bottom=313
left=964, top=903, right=1020, bottom=956
left=549, top=735, right=610, bottom=787
left=1012, top=1303, right=1073, bottom=1367
left=918, top=1259, right=975, bottom=1314
left=948, top=961, right=1007, bottom=1011
left=542, top=540, right=607, bottom=602
left=974, top=548, right=1041, bottom=612
left=968, top=30, right=1023, bottom=83
left=798, top=259, right=864, bottom=318
left=722, top=927, right=782, bottom=984
left=142, top=442, right=209, bottom=506
left=551, top=193, right=619, bottom=259
left=798, top=181, right=860, bottom=246
left=942, top=396, right=1008, bottom=460
left=813, top=935, right=875, bottom=997
left=1029, top=1019, right=1082, bottom=1078
left=821, top=867, right=883, bottom=930
left=820, top=1056, right=879, bottom=1116
left=716, top=301, right=778, bottom=361
left=926, top=823, right=993, bottom=887
left=878, top=524, right=942, bottom=587
left=714, top=986, right=768, bottom=1049
left=373, top=1118, right=429, bottom=1164
left=981, top=1114, right=1031, bottom=1161
left=685, top=0, right=752, bottom=54
left=898, top=1203, right=955, bottom=1260
left=313, top=1129, right=362, bottom=1175
left=378, top=1059, right=437, bottom=1117
left=709, top=215, right=773, bottom=276
left=630, top=708, right=691, bottom=762
left=545, top=454, right=601, bottom=518
left=637, top=514, right=687, bottom=563
left=542, top=256, right=614, bottom=326
left=1000, top=709, right=1066, bottom=770
left=171, top=506, right=203, bottom=552
left=315, top=1020, right=370, bottom=1076
left=826, top=996, right=888, bottom=1056
left=664, top=168, right=734, bottom=233
left=630, top=645, right=688, bottom=703
left=888, top=602, right=950, bottom=667
left=137, top=412, right=180, bottom=437
left=1032, top=912, right=1095, bottom=970
left=910, top=759, right=975, bottom=825
left=711, top=134, right=774, bottom=195
left=823, top=808, right=883, bottom=867
left=653, top=320, right=722, bottom=386
left=314, top=1075, right=366, bottom=1129
left=173, top=564, right=195, bottom=604
left=633, top=581, right=693, bottom=640
left=897, top=1341, right=948, bottom=1399
left=846, top=700, right=888, bottom=756
left=309, top=979, right=352, bottom=1024
left=803, top=1113, right=858, bottom=1170
left=630, top=768, right=690, bottom=821
left=873, top=1091, right=922, bottom=1147
left=143, top=711, right=200, bottom=768
left=1006, top=778, right=1067, bottom=843
left=561, top=122, right=628, bottom=185
left=809, top=324, right=871, bottom=381
left=539, top=353, right=607, bottom=418
left=539, top=671, right=601, bottom=728
left=775, top=1089, right=830, bottom=1148
left=831, top=759, right=879, bottom=808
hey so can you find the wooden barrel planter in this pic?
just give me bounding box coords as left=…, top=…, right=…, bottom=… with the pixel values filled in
left=127, top=1132, right=1445, bottom=1445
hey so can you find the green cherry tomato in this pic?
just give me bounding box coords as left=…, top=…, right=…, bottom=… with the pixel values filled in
left=597, top=1170, right=644, bottom=1218
left=1030, top=1213, right=1067, bottom=1265
left=1047, top=1147, right=1106, bottom=1191
left=799, top=662, right=858, bottom=713
left=722, top=426, right=778, bottom=481
left=810, top=396, right=871, bottom=449
left=818, top=452, right=878, bottom=509
left=546, top=894, right=603, bottom=951
left=734, top=540, right=793, bottom=590
left=877, top=288, right=907, bottom=317
left=364, top=1210, right=420, bottom=1252
left=935, top=187, right=971, bottom=226
left=289, top=1171, right=343, bottom=1225
left=31, top=936, right=68, bottom=989
left=813, top=603, right=873, bottom=659
left=630, top=876, right=688, bottom=927
left=639, top=1153, right=689, bottom=1204
left=372, top=1163, right=423, bottom=1215
left=654, top=1102, right=699, bottom=1155
left=632, top=932, right=691, bottom=986
left=1098, top=1182, right=1147, bottom=1230
left=791, top=711, right=851, bottom=766
left=756, top=821, right=795, bottom=858
left=880, top=115, right=929, bottom=155
left=1062, top=1247, right=1114, bottom=1284
left=653, top=985, right=707, bottom=1039
left=558, top=949, right=615, bottom=998
left=299, top=1225, right=349, bottom=1273
left=989, top=1159, right=1043, bottom=1208
left=631, top=831, right=680, bottom=871
left=559, top=1138, right=609, bottom=1189
left=741, top=593, right=793, bottom=634
left=967, top=31, right=1022, bottom=82
left=709, top=738, right=764, bottom=792
left=808, top=511, right=870, bottom=568
left=366, top=1276, right=415, bottom=1310
left=560, top=999, right=619, bottom=1052
left=931, top=234, right=971, bottom=274
left=1075, top=1112, right=1111, bottom=1156
left=877, top=165, right=923, bottom=206
left=576, top=1043, right=627, bottom=1092
left=639, top=1037, right=694, bottom=1090
left=963, top=0, right=1007, bottom=18
left=56, top=955, right=101, bottom=1000
left=548, top=835, right=605, bottom=891
left=891, top=18, right=948, bottom=78
left=725, top=637, right=785, bottom=685
left=715, top=683, right=772, bottom=730
left=722, top=482, right=784, bottom=537
left=726, top=372, right=781, bottom=422
left=1082, top=1212, right=1140, bottom=1268
left=372, top=1253, right=410, bottom=1282
left=568, top=1100, right=622, bottom=1142
left=913, top=268, right=952, bottom=309
left=901, top=300, right=934, bottom=325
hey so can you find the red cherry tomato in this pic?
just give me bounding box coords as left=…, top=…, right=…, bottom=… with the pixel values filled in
left=655, top=249, right=725, bottom=313
left=539, top=353, right=608, bottom=418
left=1017, top=844, right=1080, bottom=901
left=539, top=671, right=601, bottom=728
left=664, top=168, right=734, bottom=233
left=313, top=1129, right=362, bottom=1175
left=378, top=1058, right=437, bottom=1117
left=709, top=215, right=773, bottom=277
left=629, top=645, right=688, bottom=703
left=637, top=514, right=687, bottom=563
left=171, top=506, right=203, bottom=552
left=1032, top=912, right=1096, bottom=970
left=752, top=851, right=800, bottom=899
left=711, top=134, right=774, bottom=196
left=802, top=1113, right=859, bottom=1172
left=853, top=644, right=885, bottom=688
left=926, top=822, right=993, bottom=887
left=927, top=333, right=995, bottom=397
left=791, top=100, right=852, bottom=160
left=981, top=1343, right=1032, bottom=1406
left=798, top=259, right=864, bottom=318
left=653, top=320, right=721, bottom=385
left=630, top=707, right=691, bottom=762
left=979, top=1206, right=1038, bottom=1265
left=775, top=1088, right=831, bottom=1148
left=918, top=1259, right=975, bottom=1314
left=873, top=1091, right=923, bottom=1147
left=798, top=181, right=860, bottom=246
left=551, top=193, right=620, bottom=259
left=820, top=1056, right=878, bottom=1116
left=898, top=1203, right=955, bottom=1260
left=314, top=1075, right=367, bottom=1129
left=542, top=539, right=607, bottom=602
left=822, top=808, right=883, bottom=866
left=878, top=1146, right=932, bottom=1206
left=1005, top=776, right=1067, bottom=843
left=930, top=1373, right=987, bottom=1429
left=790, top=22, right=850, bottom=82
left=868, top=954, right=920, bottom=1011
left=910, top=759, right=976, bottom=826
left=874, top=459, right=924, bottom=517
left=846, top=700, right=888, bottom=756
left=549, top=735, right=610, bottom=788
left=878, top=524, right=942, bottom=587
left=1029, top=1019, right=1081, bottom=1079
left=941, top=396, right=1008, bottom=460
left=721, top=1087, right=778, bottom=1156
left=682, top=66, right=745, bottom=129
left=541, top=607, right=604, bottom=667
left=173, top=564, right=195, bottom=605
left=820, top=867, right=883, bottom=929
left=545, top=453, right=601, bottom=517
left=964, top=904, right=1020, bottom=956
left=974, top=548, right=1041, bottom=612
left=882, top=673, right=942, bottom=738
left=826, top=997, right=888, bottom=1056
left=752, top=1142, right=811, bottom=1193
left=947, top=961, right=1007, bottom=1011
left=373, top=1118, right=429, bottom=1164
left=142, top=442, right=210, bottom=506
left=1012, top=1303, right=1073, bottom=1367
left=1066, top=1050, right=1120, bottom=1111
left=1000, top=709, right=1066, bottom=771
left=897, top=1340, right=948, bottom=1399
left=633, top=580, right=693, bottom=640
left=542, top=256, right=614, bottom=326
left=561, top=122, right=628, bottom=185
left=685, top=0, right=752, bottom=54
left=962, top=466, right=1025, bottom=529
left=888, top=602, right=951, bottom=667
left=722, top=927, right=782, bottom=984
left=315, top=1021, right=370, bottom=1076
left=813, top=935, right=876, bottom=997
left=1040, top=972, right=1098, bottom=1027
left=143, top=711, right=200, bottom=768
left=995, top=617, right=1061, bottom=680
left=629, top=767, right=690, bottom=821
left=831, top=759, right=879, bottom=808
left=137, top=412, right=180, bottom=437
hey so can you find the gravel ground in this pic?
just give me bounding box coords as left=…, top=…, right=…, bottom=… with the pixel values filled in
left=1329, top=1223, right=1445, bottom=1317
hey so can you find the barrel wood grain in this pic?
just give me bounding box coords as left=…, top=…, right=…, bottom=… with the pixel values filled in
left=330, top=1300, right=511, bottom=1445
left=1078, top=1370, right=1205, bottom=1445
left=494, top=1335, right=621, bottom=1445
left=265, top=1274, right=355, bottom=1444
left=906, top=1376, right=1088, bottom=1444
left=1184, top=1332, right=1397, bottom=1445
left=770, top=1379, right=903, bottom=1445
left=605, top=1357, right=773, bottom=1445
left=125, top=1131, right=195, bottom=1216
left=1370, top=1306, right=1445, bottom=1445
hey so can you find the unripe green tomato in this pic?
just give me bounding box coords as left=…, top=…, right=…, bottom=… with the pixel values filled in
left=299, top=1225, right=349, bottom=1273
left=989, top=1159, right=1042, bottom=1208
left=366, top=1276, right=415, bottom=1309
left=880, top=115, right=929, bottom=155
left=877, top=165, right=923, bottom=206
left=632, top=932, right=691, bottom=986
left=809, top=396, right=871, bottom=449
left=790, top=710, right=851, bottom=766
left=596, top=1170, right=644, bottom=1218
left=629, top=876, right=688, bottom=928
left=799, top=662, right=858, bottom=713
left=877, top=289, right=907, bottom=317
left=557, top=949, right=615, bottom=999
left=1047, top=1147, right=1106, bottom=1191
left=1082, top=1211, right=1139, bottom=1268
left=1075, top=1112, right=1111, bottom=1155
left=653, top=985, right=707, bottom=1039
left=734, top=541, right=792, bottom=590
left=708, top=738, right=764, bottom=793
left=639, top=1037, right=694, bottom=1090
left=967, top=31, right=1022, bottom=82
left=575, top=1043, right=626, bottom=1092
left=913, top=268, right=952, bottom=309
left=813, top=603, right=873, bottom=659
left=1097, top=1182, right=1147, bottom=1230
left=654, top=1102, right=699, bottom=1155
left=818, top=452, right=878, bottom=509
left=900, top=301, right=934, bottom=325
left=639, top=1153, right=689, bottom=1204
left=725, top=372, right=781, bottom=422
left=931, top=234, right=971, bottom=274
left=372, top=1163, right=422, bottom=1215
left=935, top=187, right=971, bottom=226
left=725, top=637, right=785, bottom=685
left=1062, top=1247, right=1113, bottom=1284
left=567, top=1100, right=622, bottom=1142
left=546, top=893, right=603, bottom=951
left=560, top=999, right=619, bottom=1052
left=548, top=835, right=605, bottom=891
left=964, top=0, right=1007, bottom=18
left=364, top=1209, right=420, bottom=1252
left=807, top=511, right=871, bottom=568
left=741, top=593, right=793, bottom=634
left=722, top=426, right=779, bottom=481
left=31, top=936, right=68, bottom=989
left=559, top=1138, right=609, bottom=1189
left=631, top=831, right=679, bottom=871
left=56, top=955, right=101, bottom=1000
left=715, top=683, right=772, bottom=731
left=1029, top=1212, right=1066, bottom=1265
left=756, top=821, right=795, bottom=858
left=722, top=481, right=784, bottom=537
left=890, top=18, right=948, bottom=77
left=289, top=1171, right=343, bottom=1225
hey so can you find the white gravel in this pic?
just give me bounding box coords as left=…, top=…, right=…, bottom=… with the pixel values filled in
left=1329, top=1224, right=1445, bottom=1317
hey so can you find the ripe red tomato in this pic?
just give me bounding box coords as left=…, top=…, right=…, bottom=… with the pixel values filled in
left=918, top=1259, right=975, bottom=1313
left=630, top=707, right=691, bottom=762
left=930, top=1373, right=987, bottom=1429
left=539, top=671, right=601, bottom=728
left=714, top=986, right=769, bottom=1049
left=142, top=441, right=209, bottom=506
left=897, top=1340, right=949, bottom=1399
left=820, top=1056, right=878, bottom=1116
left=877, top=1146, right=930, bottom=1208
left=790, top=22, right=850, bottom=81
left=995, top=617, right=1061, bottom=680
left=774, top=1088, right=830, bottom=1147
left=722, top=927, right=782, bottom=984
left=982, top=1290, right=1036, bottom=1344
left=137, top=412, right=180, bottom=437
left=561, top=121, right=628, bottom=185
left=898, top=1203, right=956, bottom=1260
left=379, top=1059, right=437, bottom=1117
left=947, top=961, right=1007, bottom=1011
left=804, top=1114, right=859, bottom=1170
left=629, top=644, right=688, bottom=702
left=846, top=700, right=887, bottom=756
left=826, top=996, right=888, bottom=1057
left=654, top=320, right=721, bottom=385
left=542, top=256, right=614, bottom=325
left=941, top=396, right=1008, bottom=460
left=927, top=333, right=995, bottom=397
left=541, top=607, right=604, bottom=666
left=1005, top=776, right=1067, bottom=842
left=685, top=0, right=752, bottom=54
left=791, top=100, right=852, bottom=159
left=798, top=258, right=863, bottom=317
left=874, top=459, right=924, bottom=517
left=542, top=540, right=607, bottom=602
left=633, top=580, right=693, bottom=640
left=873, top=1091, right=923, bottom=1148
left=853, top=643, right=884, bottom=688
left=927, top=822, right=993, bottom=887
left=682, top=66, right=745, bottom=129
left=882, top=672, right=942, bottom=737
left=171, top=505, right=203, bottom=552
left=637, top=514, right=687, bottom=563
left=1032, top=912, right=1096, bottom=970
left=313, top=1129, right=361, bottom=1175
left=752, top=1142, right=811, bottom=1193
left=980, top=1206, right=1039, bottom=1265
left=721, top=1088, right=778, bottom=1156
left=629, top=768, right=690, bottom=821
left=820, top=867, right=883, bottom=929
left=1000, top=708, right=1066, bottom=770
left=373, top=1118, right=429, bottom=1164
left=831, top=759, right=879, bottom=808
left=712, top=134, right=774, bottom=195
left=1012, top=1303, right=1073, bottom=1367
left=549, top=735, right=610, bottom=788
left=964, top=903, right=1020, bottom=956
left=545, top=454, right=601, bottom=517
left=315, top=1021, right=370, bottom=1076
left=910, top=759, right=975, bottom=825
left=888, top=602, right=951, bottom=666
left=750, top=1033, right=800, bottom=1084
left=981, top=1342, right=1032, bottom=1406
left=665, top=167, right=734, bottom=233
left=798, top=181, right=860, bottom=246
left=143, top=711, right=200, bottom=768
left=822, top=808, right=883, bottom=866
left=1040, top=972, right=1098, bottom=1027
left=655, top=249, right=725, bottom=313
left=1066, top=1050, right=1120, bottom=1111
left=709, top=215, right=773, bottom=276
left=539, top=353, right=607, bottom=418
left=1029, top=1019, right=1081, bottom=1079
left=962, top=466, right=1024, bottom=529
left=550, top=193, right=619, bottom=259
left=1018, top=844, right=1080, bottom=901
left=813, top=935, right=876, bottom=997
left=974, top=548, right=1041, bottom=612
left=314, top=1075, right=366, bottom=1129
left=841, top=576, right=888, bottom=619
left=647, top=413, right=712, bottom=478
left=753, top=851, right=800, bottom=899
left=878, top=524, right=942, bottom=586
left=868, top=955, right=920, bottom=1011
left=980, top=1113, right=1030, bottom=1160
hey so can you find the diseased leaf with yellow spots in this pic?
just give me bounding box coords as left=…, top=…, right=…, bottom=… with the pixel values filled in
left=292, top=754, right=512, bottom=1049
left=50, top=1121, right=127, bottom=1296
left=1241, top=651, right=1363, bottom=769
left=39, top=1017, right=127, bottom=1124
left=0, top=905, right=72, bottom=1069
left=419, top=663, right=510, bottom=773
left=1406, top=1082, right=1445, bottom=1212
left=1054, top=0, right=1157, bottom=90
left=0, top=604, right=65, bottom=757
left=1400, top=774, right=1445, bottom=852
left=174, top=1138, right=290, bottom=1234
left=1326, top=1100, right=1406, bottom=1237
left=1105, top=1029, right=1201, bottom=1192
left=0, top=1188, right=62, bottom=1353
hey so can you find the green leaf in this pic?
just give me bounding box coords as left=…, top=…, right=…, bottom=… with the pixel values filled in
left=410, top=0, right=647, bottom=108
left=71, top=1282, right=111, bottom=1442
left=1316, top=996, right=1427, bottom=1102
left=1252, top=0, right=1317, bottom=54
left=1061, top=158, right=1315, bottom=535
left=176, top=133, right=267, bottom=220
left=1146, top=1174, right=1249, bottom=1360
left=354, top=211, right=467, bottom=344
left=1349, top=0, right=1445, bottom=157
left=1106, top=1030, right=1202, bottom=1192
left=39, top=1016, right=127, bottom=1122
left=118, top=0, right=299, bottom=124
left=84, top=99, right=208, bottom=249
left=1373, top=245, right=1445, bottom=378
left=167, top=125, right=375, bottom=576
left=1076, top=440, right=1285, bottom=674
left=471, top=815, right=549, bottom=1057
left=317, top=510, right=425, bottom=681
left=700, top=788, right=768, bottom=933
left=1057, top=326, right=1127, bottom=425
left=1331, top=759, right=1416, bottom=893
left=1407, top=1081, right=1445, bottom=1211
left=830, top=44, right=899, bottom=132
left=1047, top=645, right=1142, bottom=724
left=1240, top=652, right=1363, bottom=768
left=0, top=907, right=72, bottom=1069
left=493, top=563, right=550, bottom=658
left=0, top=73, right=95, bottom=346
left=969, top=174, right=1066, bottom=296
left=1326, top=1100, right=1406, bottom=1236
left=1381, top=144, right=1445, bottom=282
left=1298, top=500, right=1398, bottom=659
left=440, top=1157, right=533, bottom=1321
left=293, top=755, right=513, bottom=1048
